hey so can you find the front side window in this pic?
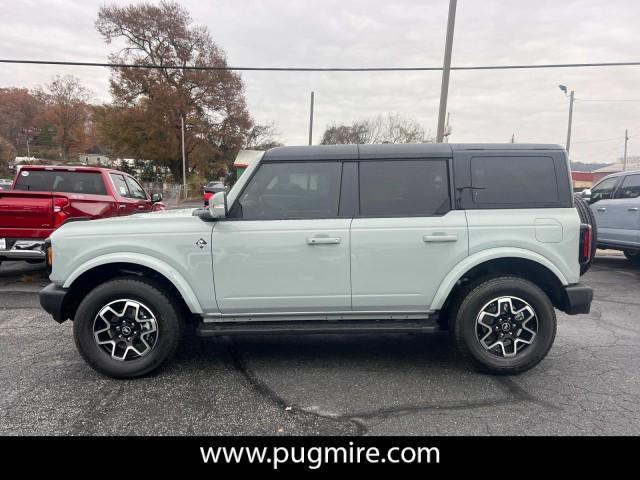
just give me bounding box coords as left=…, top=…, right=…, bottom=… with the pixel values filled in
left=591, top=176, right=619, bottom=203
left=617, top=174, right=640, bottom=199
left=110, top=173, right=131, bottom=198
left=359, top=160, right=450, bottom=217
left=235, top=162, right=342, bottom=219
left=125, top=176, right=148, bottom=200
left=471, top=156, right=558, bottom=205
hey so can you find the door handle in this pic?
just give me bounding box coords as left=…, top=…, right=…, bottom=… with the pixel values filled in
left=118, top=204, right=126, bottom=209
left=423, top=234, right=458, bottom=243
left=628, top=207, right=639, bottom=212
left=306, top=237, right=341, bottom=245
left=137, top=205, right=146, bottom=209
left=597, top=207, right=606, bottom=212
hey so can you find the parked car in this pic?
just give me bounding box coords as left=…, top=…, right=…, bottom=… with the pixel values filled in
left=203, top=181, right=226, bottom=206
left=0, top=178, right=12, bottom=190
left=0, top=165, right=164, bottom=264
left=581, top=169, right=640, bottom=263
left=40, top=144, right=593, bottom=378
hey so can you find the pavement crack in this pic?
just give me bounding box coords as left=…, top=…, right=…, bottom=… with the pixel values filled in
left=221, top=337, right=367, bottom=435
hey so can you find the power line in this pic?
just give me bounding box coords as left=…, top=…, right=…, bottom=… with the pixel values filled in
left=576, top=98, right=640, bottom=102
left=3, top=58, right=640, bottom=72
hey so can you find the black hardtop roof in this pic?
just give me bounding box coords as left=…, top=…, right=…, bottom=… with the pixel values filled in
left=262, top=143, right=564, bottom=161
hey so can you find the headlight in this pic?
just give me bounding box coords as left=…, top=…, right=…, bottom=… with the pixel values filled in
left=44, top=238, right=52, bottom=272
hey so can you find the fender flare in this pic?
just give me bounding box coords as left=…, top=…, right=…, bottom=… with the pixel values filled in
left=62, top=252, right=203, bottom=314
left=430, top=248, right=569, bottom=310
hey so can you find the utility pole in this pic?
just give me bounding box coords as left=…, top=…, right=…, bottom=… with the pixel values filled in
left=444, top=112, right=451, bottom=143
left=436, top=0, right=457, bottom=143
left=623, top=129, right=629, bottom=171
left=511, top=133, right=515, bottom=144
left=181, top=115, right=186, bottom=200
left=308, top=91, right=315, bottom=146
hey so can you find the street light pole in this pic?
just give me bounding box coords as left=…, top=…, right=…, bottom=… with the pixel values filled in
left=623, top=129, right=629, bottom=171
left=436, top=0, right=457, bottom=143
left=566, top=89, right=574, bottom=154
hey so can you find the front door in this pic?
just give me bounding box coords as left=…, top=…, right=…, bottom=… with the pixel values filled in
left=589, top=175, right=622, bottom=244
left=604, top=173, right=640, bottom=246
left=350, top=158, right=468, bottom=310
left=212, top=160, right=351, bottom=313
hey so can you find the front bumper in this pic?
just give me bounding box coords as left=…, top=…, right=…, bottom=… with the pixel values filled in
left=39, top=283, right=69, bottom=323
left=563, top=284, right=593, bottom=315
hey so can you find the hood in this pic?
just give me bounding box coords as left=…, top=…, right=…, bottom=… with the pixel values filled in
left=51, top=208, right=205, bottom=240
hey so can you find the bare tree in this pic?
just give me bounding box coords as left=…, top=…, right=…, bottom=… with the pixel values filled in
left=321, top=113, right=433, bottom=145
left=35, top=76, right=92, bottom=160
left=246, top=122, right=283, bottom=151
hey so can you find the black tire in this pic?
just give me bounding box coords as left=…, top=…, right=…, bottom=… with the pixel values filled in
left=574, top=194, right=597, bottom=275
left=450, top=276, right=557, bottom=375
left=73, top=277, right=183, bottom=379
left=624, top=250, right=640, bottom=265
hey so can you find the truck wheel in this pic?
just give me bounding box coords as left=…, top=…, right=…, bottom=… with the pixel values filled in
left=623, top=250, right=640, bottom=265
left=574, top=194, right=597, bottom=275
left=451, top=276, right=556, bottom=375
left=73, top=277, right=183, bottom=379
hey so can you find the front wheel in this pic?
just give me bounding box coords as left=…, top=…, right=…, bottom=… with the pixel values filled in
left=451, top=276, right=557, bottom=375
left=624, top=250, right=640, bottom=265
left=73, top=277, right=183, bottom=378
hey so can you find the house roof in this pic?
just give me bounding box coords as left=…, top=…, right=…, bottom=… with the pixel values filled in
left=592, top=163, right=624, bottom=174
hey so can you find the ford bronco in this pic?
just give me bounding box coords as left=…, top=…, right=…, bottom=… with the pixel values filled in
left=39, top=144, right=593, bottom=378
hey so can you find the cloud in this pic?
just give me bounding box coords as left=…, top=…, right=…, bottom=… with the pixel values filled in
left=1, top=0, right=639, bottom=163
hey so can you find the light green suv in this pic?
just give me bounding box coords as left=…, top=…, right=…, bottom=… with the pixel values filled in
left=40, top=144, right=593, bottom=378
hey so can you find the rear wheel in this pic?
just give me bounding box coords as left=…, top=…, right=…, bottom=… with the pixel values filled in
left=451, top=276, right=556, bottom=374
left=574, top=194, right=597, bottom=275
left=73, top=277, right=183, bottom=378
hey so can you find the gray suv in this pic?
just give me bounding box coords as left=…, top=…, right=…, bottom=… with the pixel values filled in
left=582, top=169, right=640, bottom=263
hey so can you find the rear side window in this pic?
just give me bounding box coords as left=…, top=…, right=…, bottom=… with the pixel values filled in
left=110, top=174, right=131, bottom=198
left=617, top=174, right=640, bottom=199
left=236, top=162, right=342, bottom=219
left=359, top=160, right=450, bottom=217
left=14, top=170, right=106, bottom=195
left=471, top=156, right=558, bottom=205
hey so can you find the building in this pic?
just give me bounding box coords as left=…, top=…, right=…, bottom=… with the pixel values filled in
left=571, top=171, right=594, bottom=191
left=591, top=163, right=624, bottom=183
left=79, top=153, right=110, bottom=166
left=233, top=149, right=262, bottom=179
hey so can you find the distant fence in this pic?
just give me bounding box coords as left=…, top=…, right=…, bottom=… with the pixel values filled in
left=142, top=182, right=204, bottom=207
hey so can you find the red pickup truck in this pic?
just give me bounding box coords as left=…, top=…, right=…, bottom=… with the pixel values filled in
left=0, top=165, right=164, bottom=264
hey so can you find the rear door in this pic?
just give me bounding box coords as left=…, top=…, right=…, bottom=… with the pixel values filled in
left=589, top=176, right=622, bottom=244
left=350, top=157, right=468, bottom=311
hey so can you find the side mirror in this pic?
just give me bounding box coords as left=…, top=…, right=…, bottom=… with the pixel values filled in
left=580, top=189, right=592, bottom=200
left=209, top=191, right=227, bottom=219
left=151, top=192, right=163, bottom=202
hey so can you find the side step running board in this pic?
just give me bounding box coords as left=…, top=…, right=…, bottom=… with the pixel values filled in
left=196, top=319, right=442, bottom=336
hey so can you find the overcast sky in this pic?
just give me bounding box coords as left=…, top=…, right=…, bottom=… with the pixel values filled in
left=1, top=0, right=639, bottom=164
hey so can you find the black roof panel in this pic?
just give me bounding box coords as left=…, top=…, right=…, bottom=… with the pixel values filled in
left=262, top=143, right=564, bottom=161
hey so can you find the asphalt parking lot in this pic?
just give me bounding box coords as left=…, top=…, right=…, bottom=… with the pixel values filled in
left=1, top=253, right=638, bottom=435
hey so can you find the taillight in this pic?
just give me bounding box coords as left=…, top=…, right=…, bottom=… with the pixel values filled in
left=579, top=224, right=592, bottom=264
left=44, top=238, right=52, bottom=273
left=53, top=197, right=70, bottom=228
